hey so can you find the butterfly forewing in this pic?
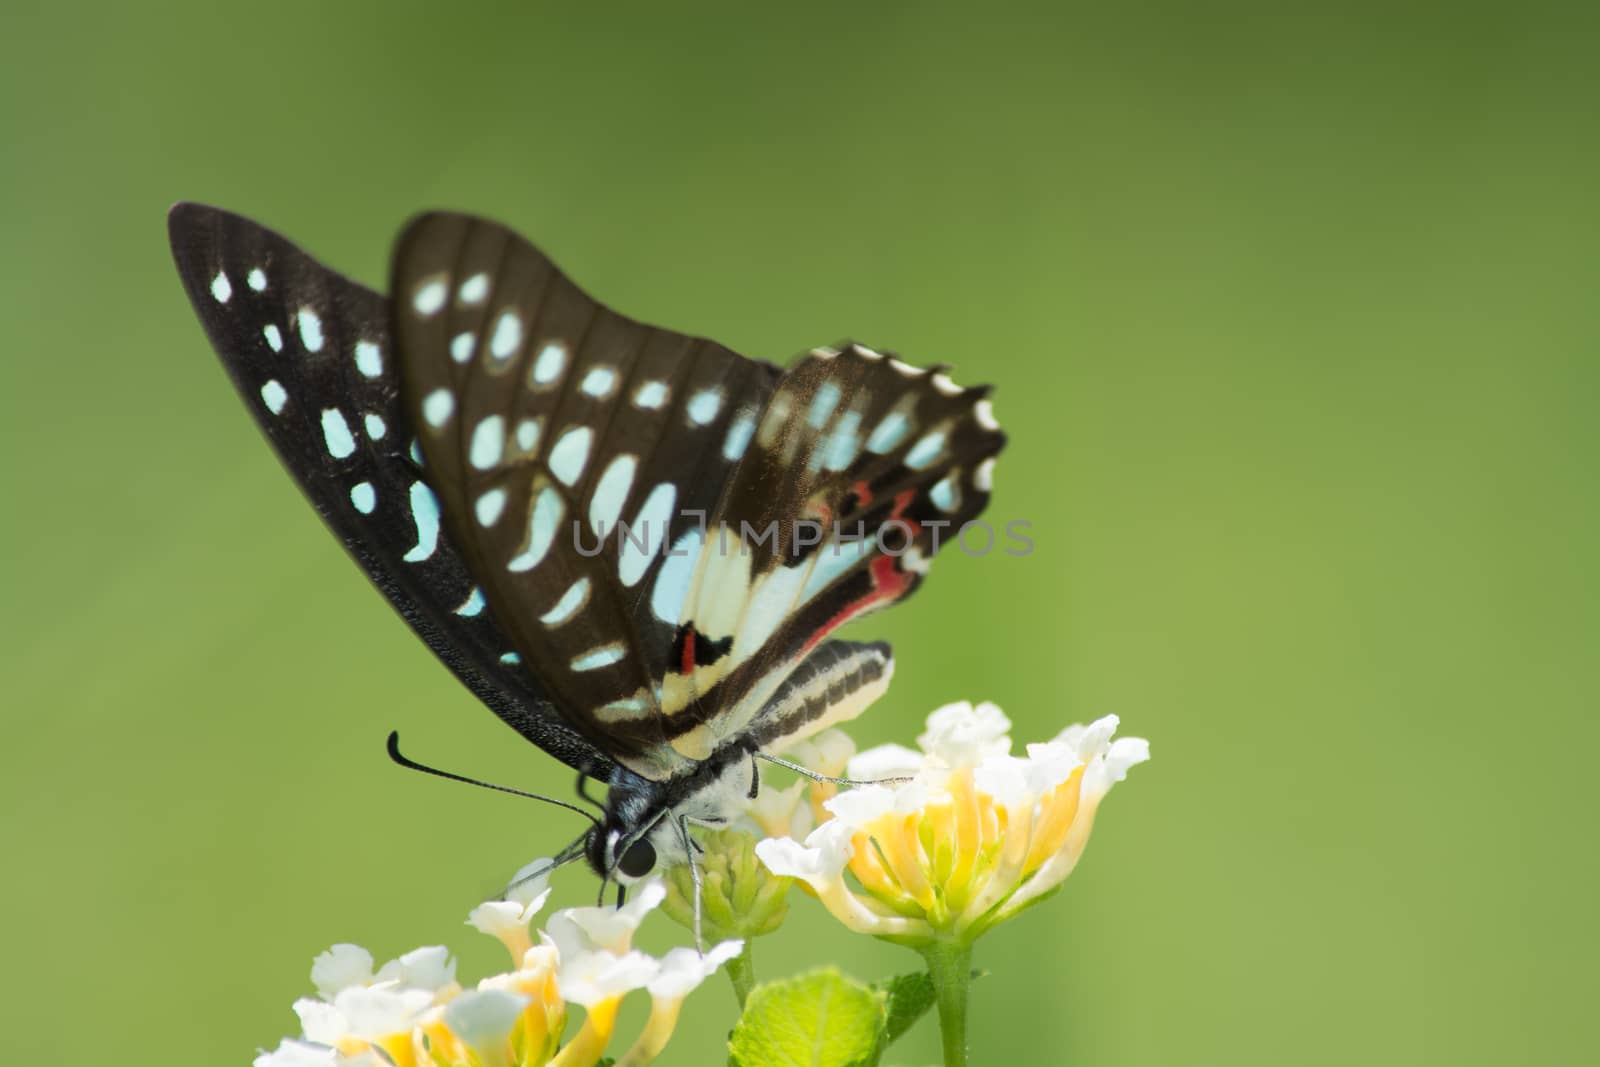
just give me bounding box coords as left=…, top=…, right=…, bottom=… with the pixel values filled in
left=390, top=212, right=783, bottom=779
left=167, top=203, right=611, bottom=776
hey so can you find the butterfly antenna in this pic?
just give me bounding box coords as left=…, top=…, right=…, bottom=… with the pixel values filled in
left=386, top=731, right=600, bottom=826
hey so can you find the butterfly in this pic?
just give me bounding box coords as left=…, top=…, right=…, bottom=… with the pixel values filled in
left=168, top=203, right=1005, bottom=897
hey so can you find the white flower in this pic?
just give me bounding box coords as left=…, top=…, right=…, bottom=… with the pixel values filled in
left=777, top=726, right=857, bottom=776
left=443, top=988, right=532, bottom=1059
left=253, top=1038, right=344, bottom=1067
left=845, top=742, right=923, bottom=782
left=556, top=948, right=660, bottom=1008
left=310, top=945, right=375, bottom=1000
left=374, top=945, right=455, bottom=992
left=545, top=878, right=665, bottom=958
left=648, top=941, right=745, bottom=1000
left=758, top=703, right=1150, bottom=945
left=745, top=777, right=813, bottom=839
left=916, top=701, right=1012, bottom=765
left=294, top=984, right=435, bottom=1044
left=468, top=857, right=556, bottom=960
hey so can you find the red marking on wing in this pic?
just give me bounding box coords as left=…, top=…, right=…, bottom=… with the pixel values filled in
left=680, top=627, right=697, bottom=676
left=852, top=479, right=875, bottom=508
left=800, top=488, right=921, bottom=654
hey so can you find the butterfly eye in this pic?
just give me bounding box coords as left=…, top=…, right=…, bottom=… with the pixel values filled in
left=617, top=837, right=657, bottom=879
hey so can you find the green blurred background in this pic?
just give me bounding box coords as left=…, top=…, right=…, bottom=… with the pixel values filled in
left=3, top=2, right=1595, bottom=1064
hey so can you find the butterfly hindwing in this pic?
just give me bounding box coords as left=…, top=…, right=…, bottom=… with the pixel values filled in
left=167, top=203, right=612, bottom=776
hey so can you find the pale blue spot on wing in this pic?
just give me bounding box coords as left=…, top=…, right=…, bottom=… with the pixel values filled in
left=298, top=308, right=324, bottom=352
left=455, top=587, right=486, bottom=617
left=210, top=271, right=231, bottom=303
left=475, top=487, right=507, bottom=526
left=247, top=268, right=267, bottom=292
left=634, top=381, right=668, bottom=409
left=866, top=411, right=911, bottom=454
left=490, top=312, right=523, bottom=360
left=930, top=474, right=960, bottom=512
left=263, top=324, right=283, bottom=353
left=403, top=481, right=441, bottom=562
left=508, top=487, right=563, bottom=572
left=820, top=409, right=863, bottom=471
left=687, top=388, right=722, bottom=425
left=350, top=481, right=376, bottom=514
left=618, top=482, right=676, bottom=586
left=581, top=367, right=617, bottom=398
left=531, top=342, right=567, bottom=384
left=589, top=454, right=636, bottom=535
left=541, top=578, right=589, bottom=626
left=260, top=380, right=287, bottom=415
left=548, top=426, right=592, bottom=486
left=459, top=273, right=489, bottom=304
left=321, top=409, right=356, bottom=459
left=500, top=652, right=521, bottom=665
left=571, top=643, right=626, bottom=672
left=722, top=409, right=757, bottom=461
left=515, top=418, right=541, bottom=454
left=652, top=527, right=704, bottom=623
left=807, top=382, right=841, bottom=430
left=354, top=340, right=382, bottom=377
left=364, top=413, right=386, bottom=440
left=905, top=431, right=946, bottom=470
left=451, top=333, right=476, bottom=364
left=413, top=278, right=447, bottom=316
left=470, top=415, right=505, bottom=470
left=423, top=389, right=454, bottom=428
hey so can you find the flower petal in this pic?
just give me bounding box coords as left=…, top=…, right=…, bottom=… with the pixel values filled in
left=310, top=944, right=374, bottom=999
left=648, top=940, right=745, bottom=999
left=918, top=701, right=1012, bottom=765
left=253, top=1038, right=342, bottom=1067
left=375, top=945, right=455, bottom=992
left=443, top=988, right=531, bottom=1055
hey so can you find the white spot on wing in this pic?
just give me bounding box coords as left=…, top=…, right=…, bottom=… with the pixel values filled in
left=541, top=578, right=589, bottom=626
left=974, top=398, right=999, bottom=431
left=210, top=271, right=231, bottom=303
left=491, top=312, right=523, bottom=360
left=618, top=482, right=676, bottom=587
left=354, top=340, right=383, bottom=377
left=247, top=268, right=267, bottom=292
left=403, top=481, right=441, bottom=562
left=423, top=389, right=454, bottom=428
left=321, top=409, right=356, bottom=459
left=508, top=487, right=563, bottom=572
left=688, top=388, right=723, bottom=425
left=459, top=273, right=489, bottom=304
left=475, top=487, right=507, bottom=526
left=589, top=454, right=636, bottom=535
left=931, top=372, right=961, bottom=396
left=260, top=380, right=287, bottom=415
left=634, top=381, right=668, bottom=409
left=298, top=308, right=324, bottom=352
left=413, top=277, right=447, bottom=316
left=451, top=333, right=475, bottom=364
left=548, top=426, right=592, bottom=486
left=531, top=342, right=567, bottom=384
left=350, top=481, right=376, bottom=514
left=580, top=367, right=617, bottom=398
left=974, top=457, right=995, bottom=491
left=364, top=413, right=386, bottom=440
left=571, top=643, right=626, bottom=672
left=263, top=324, right=283, bottom=352
left=470, top=415, right=505, bottom=470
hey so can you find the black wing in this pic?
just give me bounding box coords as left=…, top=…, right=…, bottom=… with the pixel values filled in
left=388, top=213, right=1005, bottom=777
left=168, top=203, right=612, bottom=777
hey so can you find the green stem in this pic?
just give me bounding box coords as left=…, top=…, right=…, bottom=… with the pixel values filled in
left=725, top=942, right=756, bottom=1008
left=922, top=940, right=973, bottom=1067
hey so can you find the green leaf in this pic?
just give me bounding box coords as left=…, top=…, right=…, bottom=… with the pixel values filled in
left=728, top=967, right=886, bottom=1067
left=871, top=971, right=937, bottom=1051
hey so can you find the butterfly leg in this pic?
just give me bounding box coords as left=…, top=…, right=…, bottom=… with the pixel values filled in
left=747, top=753, right=761, bottom=800
left=675, top=812, right=705, bottom=951
left=575, top=769, right=605, bottom=813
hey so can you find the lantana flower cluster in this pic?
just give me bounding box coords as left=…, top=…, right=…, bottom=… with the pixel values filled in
left=255, top=863, right=740, bottom=1067
left=756, top=702, right=1149, bottom=947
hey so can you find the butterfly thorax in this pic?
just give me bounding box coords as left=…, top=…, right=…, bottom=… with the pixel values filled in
left=586, top=740, right=757, bottom=882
